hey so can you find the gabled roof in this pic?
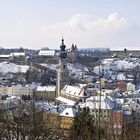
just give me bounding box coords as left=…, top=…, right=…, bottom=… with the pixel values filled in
left=60, top=107, right=77, bottom=117
left=61, top=85, right=85, bottom=97
left=80, top=96, right=114, bottom=110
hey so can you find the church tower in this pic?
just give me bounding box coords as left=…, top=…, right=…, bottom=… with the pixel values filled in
left=56, top=38, right=70, bottom=97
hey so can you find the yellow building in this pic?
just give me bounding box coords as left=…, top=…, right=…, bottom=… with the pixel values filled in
left=43, top=112, right=60, bottom=129
left=35, top=86, right=56, bottom=100
left=43, top=107, right=76, bottom=138
left=0, top=87, right=9, bottom=93
left=60, top=107, right=77, bottom=137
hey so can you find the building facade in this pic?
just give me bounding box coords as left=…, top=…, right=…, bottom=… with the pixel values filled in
left=7, top=85, right=33, bottom=97
left=35, top=86, right=56, bottom=100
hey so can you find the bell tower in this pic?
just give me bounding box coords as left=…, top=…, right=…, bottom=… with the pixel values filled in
left=56, top=38, right=70, bottom=97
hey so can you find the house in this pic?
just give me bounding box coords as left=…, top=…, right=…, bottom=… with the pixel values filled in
left=0, top=54, right=10, bottom=61
left=0, top=92, right=8, bottom=100
left=35, top=86, right=56, bottom=100
left=7, top=85, right=33, bottom=98
left=79, top=95, right=114, bottom=124
left=60, top=107, right=77, bottom=137
left=126, top=82, right=135, bottom=91
left=122, top=98, right=140, bottom=123
left=38, top=50, right=55, bottom=57
left=56, top=85, right=88, bottom=105
left=117, top=82, right=127, bottom=92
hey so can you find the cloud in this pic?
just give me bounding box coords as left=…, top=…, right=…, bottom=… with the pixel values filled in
left=66, top=12, right=129, bottom=31
left=43, top=12, right=137, bottom=50
left=0, top=12, right=140, bottom=50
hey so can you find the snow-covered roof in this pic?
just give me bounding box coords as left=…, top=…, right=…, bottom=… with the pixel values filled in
left=61, top=85, right=85, bottom=97
left=35, top=102, right=50, bottom=111
left=80, top=96, right=114, bottom=110
left=25, top=82, right=41, bottom=89
left=6, top=96, right=21, bottom=101
left=36, top=86, right=56, bottom=92
left=47, top=106, right=59, bottom=114
left=117, top=73, right=126, bottom=81
left=86, top=96, right=114, bottom=102
left=79, top=100, right=114, bottom=110
left=10, top=52, right=25, bottom=56
left=9, top=85, right=32, bottom=90
left=0, top=92, right=7, bottom=96
left=56, top=96, right=76, bottom=106
left=0, top=55, right=10, bottom=58
left=60, top=107, right=77, bottom=117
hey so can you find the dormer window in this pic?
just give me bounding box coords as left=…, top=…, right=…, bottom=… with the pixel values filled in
left=66, top=112, right=69, bottom=115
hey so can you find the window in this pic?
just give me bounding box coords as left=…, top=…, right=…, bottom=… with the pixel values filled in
left=66, top=112, right=69, bottom=115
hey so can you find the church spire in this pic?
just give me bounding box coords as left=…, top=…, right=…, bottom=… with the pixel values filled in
left=62, top=36, right=64, bottom=44
left=59, top=37, right=67, bottom=59
left=56, top=38, right=70, bottom=97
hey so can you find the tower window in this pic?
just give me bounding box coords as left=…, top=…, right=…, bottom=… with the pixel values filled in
left=63, top=65, right=65, bottom=69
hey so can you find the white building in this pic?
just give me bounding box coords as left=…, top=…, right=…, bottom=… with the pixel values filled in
left=56, top=85, right=88, bottom=105
left=79, top=95, right=114, bottom=123
left=38, top=50, right=55, bottom=56
left=7, top=85, right=33, bottom=97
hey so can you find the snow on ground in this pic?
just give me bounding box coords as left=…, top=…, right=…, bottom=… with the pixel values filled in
left=0, top=62, right=29, bottom=74
left=41, top=63, right=89, bottom=78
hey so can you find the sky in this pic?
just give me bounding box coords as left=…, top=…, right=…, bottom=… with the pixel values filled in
left=0, top=0, right=140, bottom=50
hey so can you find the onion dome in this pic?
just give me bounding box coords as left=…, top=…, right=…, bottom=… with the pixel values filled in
left=59, top=37, right=67, bottom=59
left=60, top=37, right=66, bottom=51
